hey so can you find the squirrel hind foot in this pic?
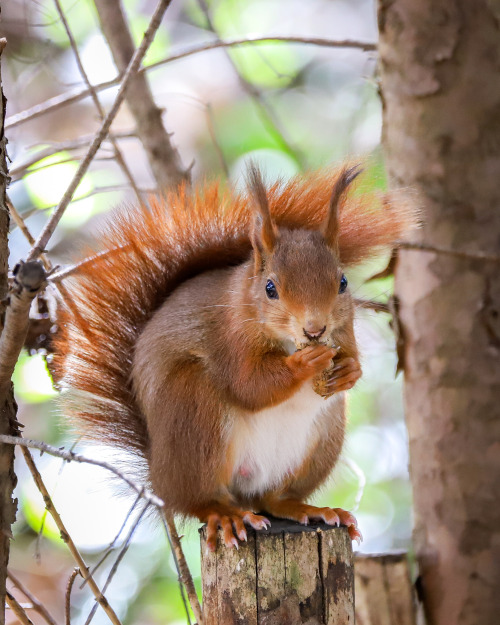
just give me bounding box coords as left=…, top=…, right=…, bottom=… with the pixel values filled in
left=261, top=499, right=362, bottom=543
left=198, top=504, right=271, bottom=552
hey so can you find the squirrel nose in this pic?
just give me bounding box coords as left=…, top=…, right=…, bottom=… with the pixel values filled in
left=303, top=325, right=327, bottom=340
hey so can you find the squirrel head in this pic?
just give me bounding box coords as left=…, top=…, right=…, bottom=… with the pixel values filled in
left=248, top=164, right=361, bottom=347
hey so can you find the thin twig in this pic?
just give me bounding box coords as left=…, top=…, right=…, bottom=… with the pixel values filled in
left=10, top=131, right=136, bottom=181
left=52, top=0, right=143, bottom=204
left=12, top=155, right=115, bottom=182
left=163, top=512, right=201, bottom=625
left=7, top=570, right=58, bottom=625
left=0, top=434, right=163, bottom=507
left=81, top=492, right=142, bottom=589
left=20, top=445, right=123, bottom=625
left=93, top=0, right=189, bottom=188
left=19, top=184, right=157, bottom=219
left=34, top=439, right=83, bottom=563
left=6, top=77, right=119, bottom=130
left=353, top=297, right=390, bottom=314
left=1, top=434, right=200, bottom=622
left=205, top=103, right=229, bottom=177
left=196, top=0, right=304, bottom=165
left=6, top=36, right=376, bottom=131
left=5, top=591, right=34, bottom=625
left=65, top=568, right=82, bottom=625
left=26, top=0, right=175, bottom=261
left=84, top=502, right=150, bottom=625
left=65, top=569, right=81, bottom=625
left=49, top=245, right=132, bottom=283
left=6, top=196, right=52, bottom=271
left=398, top=240, right=500, bottom=263
left=6, top=196, right=36, bottom=246
left=5, top=602, right=34, bottom=610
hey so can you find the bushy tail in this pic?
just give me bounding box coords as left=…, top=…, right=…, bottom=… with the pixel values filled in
left=53, top=167, right=415, bottom=459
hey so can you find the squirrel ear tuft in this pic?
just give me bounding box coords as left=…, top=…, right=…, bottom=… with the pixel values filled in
left=324, top=164, right=363, bottom=252
left=247, top=163, right=277, bottom=256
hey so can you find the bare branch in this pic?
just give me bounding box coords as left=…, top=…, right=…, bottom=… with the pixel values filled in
left=84, top=502, right=150, bottom=625
left=26, top=0, right=176, bottom=262
left=147, top=35, right=377, bottom=69
left=20, top=445, right=123, bottom=625
left=10, top=131, right=136, bottom=182
left=163, top=512, right=202, bottom=625
left=196, top=0, right=304, bottom=165
left=6, top=36, right=376, bottom=131
left=52, top=0, right=143, bottom=204
left=205, top=103, right=229, bottom=177
left=0, top=434, right=163, bottom=507
left=0, top=435, right=202, bottom=622
left=5, top=601, right=34, bottom=611
left=12, top=155, right=115, bottom=182
left=6, top=78, right=118, bottom=130
left=81, top=493, right=142, bottom=588
left=93, top=0, right=189, bottom=188
left=17, top=185, right=157, bottom=221
left=65, top=569, right=82, bottom=625
left=0, top=261, right=47, bottom=393
left=6, top=195, right=36, bottom=247
left=5, top=592, right=34, bottom=625
left=353, top=297, right=390, bottom=314
left=398, top=240, right=500, bottom=263
left=6, top=196, right=52, bottom=271
left=49, top=246, right=132, bottom=283
left=48, top=252, right=120, bottom=286
left=8, top=571, right=58, bottom=625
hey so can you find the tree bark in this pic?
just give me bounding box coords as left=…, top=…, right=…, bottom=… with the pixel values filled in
left=378, top=2, right=500, bottom=625
left=92, top=0, right=190, bottom=190
left=0, top=39, right=19, bottom=625
left=355, top=553, right=417, bottom=625
left=200, top=519, right=354, bottom=625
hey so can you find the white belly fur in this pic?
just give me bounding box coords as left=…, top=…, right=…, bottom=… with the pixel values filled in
left=229, top=384, right=343, bottom=496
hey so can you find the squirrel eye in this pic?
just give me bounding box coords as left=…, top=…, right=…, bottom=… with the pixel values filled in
left=338, top=274, right=348, bottom=294
left=265, top=279, right=279, bottom=300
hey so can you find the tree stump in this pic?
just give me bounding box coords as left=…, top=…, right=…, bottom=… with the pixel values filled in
left=355, top=553, right=417, bottom=625
left=200, top=517, right=354, bottom=625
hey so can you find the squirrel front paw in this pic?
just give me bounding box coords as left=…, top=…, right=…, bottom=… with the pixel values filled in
left=287, top=344, right=337, bottom=381
left=313, top=357, right=362, bottom=398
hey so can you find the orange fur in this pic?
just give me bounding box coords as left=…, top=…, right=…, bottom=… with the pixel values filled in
left=53, top=166, right=414, bottom=540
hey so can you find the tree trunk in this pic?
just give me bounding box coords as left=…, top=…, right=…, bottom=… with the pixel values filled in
left=0, top=39, right=19, bottom=625
left=378, top=2, right=500, bottom=625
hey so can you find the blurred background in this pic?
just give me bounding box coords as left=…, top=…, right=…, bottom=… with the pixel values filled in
left=2, top=0, right=411, bottom=623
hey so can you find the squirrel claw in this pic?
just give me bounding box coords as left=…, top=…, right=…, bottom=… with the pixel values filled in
left=227, top=537, right=239, bottom=549
left=244, top=512, right=271, bottom=531
left=262, top=501, right=362, bottom=543
left=325, top=358, right=362, bottom=393
left=348, top=525, right=363, bottom=544
left=205, top=510, right=271, bottom=550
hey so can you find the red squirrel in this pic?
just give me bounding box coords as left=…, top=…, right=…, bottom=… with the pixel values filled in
left=53, top=164, right=413, bottom=550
